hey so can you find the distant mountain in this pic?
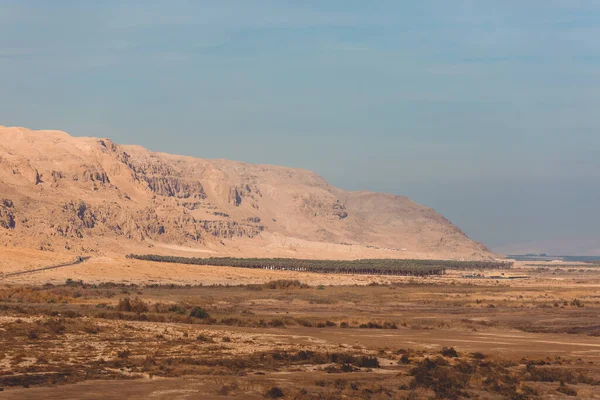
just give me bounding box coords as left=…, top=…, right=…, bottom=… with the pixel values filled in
left=0, top=125, right=493, bottom=259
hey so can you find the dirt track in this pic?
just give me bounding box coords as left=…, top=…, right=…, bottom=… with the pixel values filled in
left=0, top=256, right=89, bottom=279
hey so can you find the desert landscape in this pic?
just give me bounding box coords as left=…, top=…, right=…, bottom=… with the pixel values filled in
left=1, top=254, right=600, bottom=399
left=2, top=1, right=597, bottom=398
left=1, top=127, right=599, bottom=399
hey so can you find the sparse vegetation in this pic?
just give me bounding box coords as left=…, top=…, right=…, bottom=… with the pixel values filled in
left=265, top=387, right=284, bottom=398
left=117, top=297, right=149, bottom=313
left=2, top=265, right=600, bottom=398
left=189, top=306, right=210, bottom=319
left=440, top=347, right=459, bottom=358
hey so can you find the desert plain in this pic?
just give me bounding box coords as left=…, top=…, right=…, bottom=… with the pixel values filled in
left=1, top=250, right=600, bottom=399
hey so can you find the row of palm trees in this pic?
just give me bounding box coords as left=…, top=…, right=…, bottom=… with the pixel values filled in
left=127, top=255, right=512, bottom=277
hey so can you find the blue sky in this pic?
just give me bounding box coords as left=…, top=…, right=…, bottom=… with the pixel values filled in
left=1, top=1, right=599, bottom=254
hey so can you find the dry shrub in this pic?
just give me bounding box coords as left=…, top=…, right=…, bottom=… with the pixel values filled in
left=410, top=357, right=469, bottom=398
left=570, top=299, right=584, bottom=308
left=295, top=318, right=313, bottom=327
left=265, top=386, right=284, bottom=398
left=117, top=350, right=131, bottom=359
left=556, top=382, right=577, bottom=396
left=196, top=334, right=214, bottom=343
left=263, top=280, right=309, bottom=289
left=0, top=287, right=72, bottom=304
left=219, top=383, right=238, bottom=395
left=43, top=318, right=66, bottom=334
left=268, top=318, right=285, bottom=328
left=440, top=347, right=459, bottom=358
left=355, top=356, right=380, bottom=368
left=117, top=297, right=149, bottom=313
left=359, top=322, right=382, bottom=329
left=189, top=306, right=210, bottom=319
left=525, top=364, right=597, bottom=385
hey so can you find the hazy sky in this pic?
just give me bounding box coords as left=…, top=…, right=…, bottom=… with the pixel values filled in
left=1, top=1, right=599, bottom=254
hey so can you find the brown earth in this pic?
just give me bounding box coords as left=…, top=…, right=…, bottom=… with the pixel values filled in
left=0, top=125, right=492, bottom=260
left=1, top=264, right=600, bottom=399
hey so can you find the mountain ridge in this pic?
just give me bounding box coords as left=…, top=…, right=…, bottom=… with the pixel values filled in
left=0, top=125, right=494, bottom=260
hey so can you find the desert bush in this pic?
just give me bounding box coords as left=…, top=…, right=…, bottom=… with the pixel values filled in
left=83, top=323, right=100, bottom=334
left=570, top=299, right=584, bottom=308
left=525, top=365, right=574, bottom=383
left=556, top=382, right=577, bottom=396
left=43, top=318, right=66, bottom=334
left=440, top=347, right=459, bottom=358
left=62, top=310, right=81, bottom=318
left=219, top=384, right=237, bottom=395
left=117, top=350, right=131, bottom=359
left=410, top=357, right=469, bottom=398
left=382, top=321, right=398, bottom=329
left=359, top=321, right=383, bottom=329
left=355, top=356, right=380, bottom=368
left=263, top=280, right=308, bottom=289
left=525, top=364, right=597, bottom=385
left=268, top=319, right=285, bottom=328
left=265, top=386, right=284, bottom=398
left=117, top=297, right=149, bottom=313
left=220, top=317, right=243, bottom=326
left=189, top=306, right=210, bottom=319
left=196, top=334, right=214, bottom=343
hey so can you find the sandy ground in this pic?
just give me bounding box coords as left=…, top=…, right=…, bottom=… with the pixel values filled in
left=2, top=250, right=598, bottom=290
left=3, top=250, right=600, bottom=398
left=0, top=249, right=454, bottom=286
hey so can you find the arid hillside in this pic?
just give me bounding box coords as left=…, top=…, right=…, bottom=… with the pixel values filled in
left=0, top=125, right=492, bottom=259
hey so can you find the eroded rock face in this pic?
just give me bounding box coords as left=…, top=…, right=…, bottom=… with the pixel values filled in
left=49, top=197, right=269, bottom=245
left=79, top=167, right=110, bottom=184
left=198, top=220, right=264, bottom=239
left=229, top=187, right=243, bottom=206
left=0, top=199, right=16, bottom=229
left=228, top=184, right=262, bottom=208
left=144, top=176, right=206, bottom=199
left=299, top=196, right=349, bottom=220
left=332, top=201, right=349, bottom=219
left=62, top=201, right=96, bottom=229
left=119, top=150, right=207, bottom=199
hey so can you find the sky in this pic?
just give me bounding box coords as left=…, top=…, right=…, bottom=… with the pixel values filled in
left=1, top=1, right=599, bottom=254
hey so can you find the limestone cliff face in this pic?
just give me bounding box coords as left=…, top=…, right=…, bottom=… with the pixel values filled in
left=0, top=125, right=493, bottom=259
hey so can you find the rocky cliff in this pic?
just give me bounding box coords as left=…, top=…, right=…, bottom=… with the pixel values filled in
left=0, top=125, right=493, bottom=259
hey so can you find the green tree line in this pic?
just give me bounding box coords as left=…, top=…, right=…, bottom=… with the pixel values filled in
left=127, top=255, right=513, bottom=277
